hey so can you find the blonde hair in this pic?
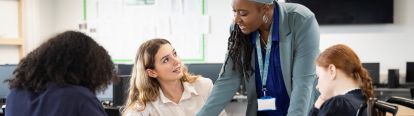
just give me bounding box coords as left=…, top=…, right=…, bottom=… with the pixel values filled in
left=122, top=38, right=197, bottom=114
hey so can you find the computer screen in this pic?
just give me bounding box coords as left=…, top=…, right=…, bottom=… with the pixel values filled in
left=113, top=75, right=130, bottom=107
left=0, top=64, right=16, bottom=99
left=117, top=64, right=133, bottom=76
left=406, top=62, right=414, bottom=83
left=362, top=63, right=380, bottom=85
left=287, top=0, right=393, bottom=25
left=97, top=64, right=133, bottom=102
left=96, top=84, right=113, bottom=101
left=186, top=63, right=223, bottom=83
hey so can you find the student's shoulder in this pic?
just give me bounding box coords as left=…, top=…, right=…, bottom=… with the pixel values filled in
left=319, top=95, right=358, bottom=116
left=190, top=76, right=213, bottom=94
left=124, top=104, right=156, bottom=116
left=319, top=95, right=361, bottom=115
left=48, top=84, right=96, bottom=103
left=60, top=85, right=95, bottom=97
left=124, top=109, right=148, bottom=116
left=324, top=95, right=353, bottom=106
left=193, top=76, right=213, bottom=87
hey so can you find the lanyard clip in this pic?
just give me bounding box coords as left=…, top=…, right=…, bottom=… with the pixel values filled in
left=262, top=87, right=267, bottom=96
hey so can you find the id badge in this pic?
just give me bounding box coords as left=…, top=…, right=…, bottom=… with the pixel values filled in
left=257, top=96, right=276, bottom=111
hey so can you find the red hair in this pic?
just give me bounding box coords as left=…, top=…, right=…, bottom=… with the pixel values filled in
left=316, top=44, right=374, bottom=99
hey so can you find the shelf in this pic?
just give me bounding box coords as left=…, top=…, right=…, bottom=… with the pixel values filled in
left=0, top=38, right=23, bottom=45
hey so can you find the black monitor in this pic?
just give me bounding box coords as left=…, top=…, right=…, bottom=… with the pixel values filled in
left=0, top=64, right=16, bottom=99
left=406, top=62, right=414, bottom=83
left=362, top=63, right=380, bottom=86
left=286, top=0, right=393, bottom=25
left=117, top=64, right=133, bottom=76
left=97, top=64, right=133, bottom=104
left=186, top=63, right=223, bottom=83
left=96, top=84, right=113, bottom=101
left=113, top=75, right=130, bottom=107
left=112, top=64, right=133, bottom=106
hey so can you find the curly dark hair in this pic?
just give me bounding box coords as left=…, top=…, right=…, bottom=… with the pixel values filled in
left=6, top=31, right=117, bottom=94
left=225, top=24, right=254, bottom=77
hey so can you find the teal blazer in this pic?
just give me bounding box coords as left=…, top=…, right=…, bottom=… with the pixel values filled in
left=197, top=2, right=320, bottom=116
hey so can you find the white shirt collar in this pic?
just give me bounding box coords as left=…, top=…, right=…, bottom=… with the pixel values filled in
left=158, top=82, right=199, bottom=104
left=339, top=87, right=360, bottom=95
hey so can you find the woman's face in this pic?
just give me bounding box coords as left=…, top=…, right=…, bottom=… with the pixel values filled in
left=147, top=44, right=183, bottom=82
left=232, top=0, right=265, bottom=34
left=315, top=65, right=335, bottom=97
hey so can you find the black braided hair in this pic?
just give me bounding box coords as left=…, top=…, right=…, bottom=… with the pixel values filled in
left=224, top=24, right=254, bottom=78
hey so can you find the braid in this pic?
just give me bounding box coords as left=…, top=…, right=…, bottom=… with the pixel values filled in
left=225, top=24, right=254, bottom=78
left=354, top=66, right=374, bottom=99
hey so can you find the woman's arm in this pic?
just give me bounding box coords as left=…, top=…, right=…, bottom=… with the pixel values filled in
left=196, top=52, right=242, bottom=116
left=287, top=5, right=320, bottom=116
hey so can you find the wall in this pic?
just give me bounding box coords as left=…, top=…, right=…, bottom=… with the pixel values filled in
left=0, top=0, right=57, bottom=64
left=318, top=0, right=414, bottom=83
left=0, top=1, right=19, bottom=64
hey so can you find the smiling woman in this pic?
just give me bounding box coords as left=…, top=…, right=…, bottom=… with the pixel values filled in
left=197, top=0, right=320, bottom=116
left=122, top=38, right=226, bottom=116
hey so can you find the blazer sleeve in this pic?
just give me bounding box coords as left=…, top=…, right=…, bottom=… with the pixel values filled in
left=196, top=52, right=242, bottom=116
left=287, top=5, right=320, bottom=116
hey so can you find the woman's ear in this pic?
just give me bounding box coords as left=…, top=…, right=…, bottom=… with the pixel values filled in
left=328, top=64, right=337, bottom=80
left=261, top=4, right=270, bottom=13
left=146, top=69, right=157, bottom=78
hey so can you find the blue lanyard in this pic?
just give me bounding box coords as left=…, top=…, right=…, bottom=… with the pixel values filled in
left=255, top=24, right=273, bottom=89
left=255, top=3, right=279, bottom=96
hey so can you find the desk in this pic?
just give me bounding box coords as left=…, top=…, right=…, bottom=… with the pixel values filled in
left=384, top=105, right=414, bottom=116
left=374, top=88, right=412, bottom=100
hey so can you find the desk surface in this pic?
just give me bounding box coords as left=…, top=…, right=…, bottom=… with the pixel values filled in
left=386, top=105, right=414, bottom=116
left=375, top=88, right=411, bottom=91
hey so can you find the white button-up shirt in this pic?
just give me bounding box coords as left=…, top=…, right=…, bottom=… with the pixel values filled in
left=125, top=77, right=226, bottom=116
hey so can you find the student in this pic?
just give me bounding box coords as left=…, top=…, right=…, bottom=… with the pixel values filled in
left=5, top=31, right=117, bottom=116
left=122, top=39, right=224, bottom=116
left=197, top=0, right=320, bottom=116
left=309, top=44, right=374, bottom=116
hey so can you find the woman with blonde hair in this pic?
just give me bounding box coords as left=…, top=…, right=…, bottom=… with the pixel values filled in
left=309, top=44, right=374, bottom=116
left=122, top=38, right=224, bottom=116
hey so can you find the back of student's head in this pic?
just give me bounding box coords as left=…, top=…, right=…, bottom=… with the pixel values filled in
left=316, top=44, right=374, bottom=99
left=6, top=31, right=116, bottom=94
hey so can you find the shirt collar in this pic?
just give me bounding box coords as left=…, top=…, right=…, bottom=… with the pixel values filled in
left=158, top=82, right=199, bottom=104
left=339, top=87, right=361, bottom=95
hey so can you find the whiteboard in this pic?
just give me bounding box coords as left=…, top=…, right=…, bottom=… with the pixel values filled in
left=84, top=0, right=208, bottom=63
